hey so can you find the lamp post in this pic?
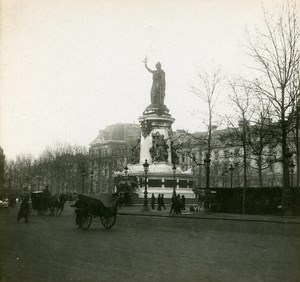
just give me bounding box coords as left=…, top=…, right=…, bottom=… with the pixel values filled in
left=221, top=172, right=225, bottom=188
left=82, top=169, right=86, bottom=193
left=142, top=159, right=149, bottom=211
left=290, top=160, right=295, bottom=188
left=283, top=149, right=293, bottom=215
left=204, top=154, right=211, bottom=191
left=68, top=164, right=73, bottom=194
left=172, top=163, right=176, bottom=196
left=24, top=177, right=29, bottom=193
left=229, top=164, right=234, bottom=188
left=8, top=177, right=12, bottom=196
left=124, top=164, right=128, bottom=183
left=224, top=169, right=228, bottom=188
left=90, top=170, right=94, bottom=193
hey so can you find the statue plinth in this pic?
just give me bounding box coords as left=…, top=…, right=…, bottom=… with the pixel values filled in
left=143, top=104, right=170, bottom=116
left=138, top=110, right=175, bottom=164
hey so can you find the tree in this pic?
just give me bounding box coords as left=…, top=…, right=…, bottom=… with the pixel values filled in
left=247, top=3, right=300, bottom=214
left=221, top=81, right=253, bottom=213
left=190, top=67, right=223, bottom=193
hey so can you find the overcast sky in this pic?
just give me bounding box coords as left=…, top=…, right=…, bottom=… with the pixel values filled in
left=0, top=0, right=295, bottom=160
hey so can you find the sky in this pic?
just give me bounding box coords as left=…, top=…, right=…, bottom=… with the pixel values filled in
left=0, top=0, right=296, bottom=160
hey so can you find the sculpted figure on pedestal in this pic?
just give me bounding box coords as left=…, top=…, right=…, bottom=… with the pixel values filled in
left=144, top=59, right=166, bottom=106
left=150, top=132, right=169, bottom=162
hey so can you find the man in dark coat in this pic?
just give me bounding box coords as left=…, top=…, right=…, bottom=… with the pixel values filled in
left=157, top=194, right=161, bottom=211
left=170, top=194, right=177, bottom=214
left=174, top=195, right=182, bottom=214
left=161, top=194, right=166, bottom=210
left=71, top=198, right=88, bottom=226
left=17, top=195, right=30, bottom=223
left=151, top=194, right=156, bottom=210
left=181, top=195, right=186, bottom=210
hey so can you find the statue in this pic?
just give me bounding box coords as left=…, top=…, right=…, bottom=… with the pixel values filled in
left=144, top=58, right=166, bottom=106
left=150, top=132, right=169, bottom=162
left=129, top=137, right=140, bottom=164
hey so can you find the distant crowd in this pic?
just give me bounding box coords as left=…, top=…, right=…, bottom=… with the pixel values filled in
left=151, top=193, right=185, bottom=214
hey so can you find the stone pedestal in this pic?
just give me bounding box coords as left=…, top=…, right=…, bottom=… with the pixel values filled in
left=138, top=112, right=175, bottom=164
left=127, top=108, right=194, bottom=198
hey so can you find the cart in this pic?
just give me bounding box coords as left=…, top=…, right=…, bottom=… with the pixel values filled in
left=31, top=191, right=56, bottom=216
left=73, top=193, right=118, bottom=230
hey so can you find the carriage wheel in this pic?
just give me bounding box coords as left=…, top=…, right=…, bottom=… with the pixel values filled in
left=37, top=207, right=43, bottom=216
left=38, top=206, right=47, bottom=216
left=100, top=214, right=117, bottom=229
left=80, top=214, right=92, bottom=230
left=56, top=207, right=62, bottom=216
left=49, top=207, right=55, bottom=216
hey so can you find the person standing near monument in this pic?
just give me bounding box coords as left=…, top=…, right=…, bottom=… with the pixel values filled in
left=151, top=193, right=156, bottom=210
left=157, top=194, right=161, bottom=211
left=144, top=60, right=166, bottom=106
left=161, top=194, right=166, bottom=210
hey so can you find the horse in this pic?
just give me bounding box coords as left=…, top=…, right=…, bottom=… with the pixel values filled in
left=54, top=194, right=67, bottom=216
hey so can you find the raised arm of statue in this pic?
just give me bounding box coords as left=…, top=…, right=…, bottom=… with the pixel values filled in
left=145, top=64, right=154, bottom=73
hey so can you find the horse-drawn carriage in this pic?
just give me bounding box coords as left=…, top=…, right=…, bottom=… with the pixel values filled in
left=72, top=193, right=118, bottom=230
left=31, top=191, right=66, bottom=216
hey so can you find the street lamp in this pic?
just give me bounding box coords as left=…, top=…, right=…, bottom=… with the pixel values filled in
left=203, top=154, right=211, bottom=190
left=172, top=163, right=176, bottom=196
left=68, top=164, right=73, bottom=194
left=229, top=164, right=234, bottom=188
left=90, top=170, right=94, bottom=193
left=24, top=177, right=29, bottom=193
left=142, top=159, right=149, bottom=211
left=8, top=177, right=12, bottom=196
left=290, top=160, right=295, bottom=188
left=224, top=169, right=228, bottom=188
left=221, top=172, right=225, bottom=188
left=124, top=164, right=128, bottom=182
left=82, top=169, right=86, bottom=193
left=283, top=149, right=293, bottom=215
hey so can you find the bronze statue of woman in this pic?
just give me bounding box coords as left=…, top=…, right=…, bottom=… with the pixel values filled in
left=144, top=61, right=166, bottom=106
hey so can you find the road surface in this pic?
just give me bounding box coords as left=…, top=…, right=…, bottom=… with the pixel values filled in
left=0, top=205, right=299, bottom=282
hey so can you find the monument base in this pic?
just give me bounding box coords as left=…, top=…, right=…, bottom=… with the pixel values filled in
left=123, top=162, right=195, bottom=199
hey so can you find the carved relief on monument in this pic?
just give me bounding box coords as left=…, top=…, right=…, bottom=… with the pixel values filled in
left=129, top=137, right=140, bottom=164
left=140, top=120, right=153, bottom=138
left=149, top=132, right=169, bottom=162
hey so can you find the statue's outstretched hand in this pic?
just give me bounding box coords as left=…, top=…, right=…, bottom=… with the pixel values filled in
left=143, top=57, right=148, bottom=67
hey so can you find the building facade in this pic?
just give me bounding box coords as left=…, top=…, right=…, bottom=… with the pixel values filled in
left=90, top=121, right=299, bottom=197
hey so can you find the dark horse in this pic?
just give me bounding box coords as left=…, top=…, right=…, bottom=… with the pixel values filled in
left=54, top=194, right=67, bottom=216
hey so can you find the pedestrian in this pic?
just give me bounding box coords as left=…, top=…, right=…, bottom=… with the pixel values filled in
left=71, top=197, right=86, bottom=227
left=181, top=195, right=186, bottom=210
left=172, top=194, right=182, bottom=214
left=170, top=194, right=177, bottom=214
left=151, top=194, right=156, bottom=210
left=157, top=194, right=161, bottom=211
left=161, top=194, right=166, bottom=210
left=17, top=195, right=30, bottom=223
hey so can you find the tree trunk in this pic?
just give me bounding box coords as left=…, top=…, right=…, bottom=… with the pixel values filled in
left=257, top=154, right=263, bottom=188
